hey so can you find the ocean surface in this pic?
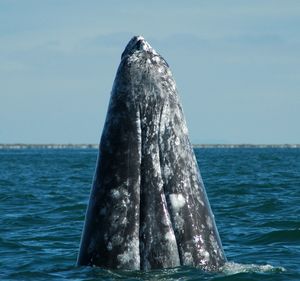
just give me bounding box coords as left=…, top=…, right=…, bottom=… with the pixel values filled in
left=0, top=148, right=299, bottom=281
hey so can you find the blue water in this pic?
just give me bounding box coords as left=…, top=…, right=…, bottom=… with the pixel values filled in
left=0, top=148, right=299, bottom=280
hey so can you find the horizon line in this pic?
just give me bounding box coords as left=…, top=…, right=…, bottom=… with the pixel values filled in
left=0, top=143, right=300, bottom=149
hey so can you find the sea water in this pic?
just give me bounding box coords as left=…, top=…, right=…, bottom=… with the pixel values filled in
left=0, top=148, right=299, bottom=280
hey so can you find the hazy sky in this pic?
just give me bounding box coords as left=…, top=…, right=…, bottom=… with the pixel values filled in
left=1, top=1, right=299, bottom=144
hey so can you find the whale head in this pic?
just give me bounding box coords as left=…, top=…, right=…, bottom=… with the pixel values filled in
left=121, top=35, right=158, bottom=59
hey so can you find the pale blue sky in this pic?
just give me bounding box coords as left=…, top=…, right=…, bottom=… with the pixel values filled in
left=1, top=0, right=299, bottom=144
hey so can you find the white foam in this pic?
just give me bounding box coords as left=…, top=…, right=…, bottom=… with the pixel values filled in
left=221, top=262, right=286, bottom=275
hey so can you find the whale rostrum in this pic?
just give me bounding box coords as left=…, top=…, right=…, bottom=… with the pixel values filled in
left=77, top=36, right=226, bottom=271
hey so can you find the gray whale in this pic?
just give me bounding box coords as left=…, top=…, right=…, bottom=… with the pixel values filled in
left=77, top=36, right=226, bottom=271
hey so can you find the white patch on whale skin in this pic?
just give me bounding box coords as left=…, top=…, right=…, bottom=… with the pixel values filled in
left=169, top=193, right=186, bottom=211
left=111, top=189, right=120, bottom=199
left=160, top=194, right=172, bottom=227
left=183, top=252, right=193, bottom=265
left=174, top=214, right=185, bottom=229
left=136, top=35, right=158, bottom=55
left=163, top=164, right=171, bottom=180
left=128, top=53, right=139, bottom=64
left=182, top=122, right=189, bottom=135
left=199, top=248, right=210, bottom=262
left=171, top=83, right=176, bottom=91
left=117, top=238, right=140, bottom=269
left=111, top=234, right=123, bottom=247
left=107, top=241, right=113, bottom=251
left=206, top=216, right=213, bottom=229
left=209, top=234, right=221, bottom=255
left=165, top=230, right=176, bottom=242
left=166, top=68, right=172, bottom=77
left=193, top=234, right=204, bottom=244
left=158, top=66, right=164, bottom=73
left=120, top=215, right=128, bottom=226
left=199, top=199, right=205, bottom=206
left=152, top=56, right=160, bottom=63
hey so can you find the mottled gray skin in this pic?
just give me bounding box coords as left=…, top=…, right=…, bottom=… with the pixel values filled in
left=77, top=36, right=226, bottom=271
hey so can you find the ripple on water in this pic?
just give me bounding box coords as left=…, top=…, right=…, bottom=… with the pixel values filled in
left=0, top=148, right=299, bottom=280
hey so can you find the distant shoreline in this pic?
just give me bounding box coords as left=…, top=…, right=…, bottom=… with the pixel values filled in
left=0, top=144, right=300, bottom=149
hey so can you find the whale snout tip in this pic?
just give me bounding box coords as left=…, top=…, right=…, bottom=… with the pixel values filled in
left=121, top=35, right=157, bottom=59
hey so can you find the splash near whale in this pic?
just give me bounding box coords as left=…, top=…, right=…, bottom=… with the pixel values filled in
left=77, top=36, right=226, bottom=271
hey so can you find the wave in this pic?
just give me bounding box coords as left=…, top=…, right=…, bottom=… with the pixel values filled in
left=249, top=229, right=300, bottom=245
